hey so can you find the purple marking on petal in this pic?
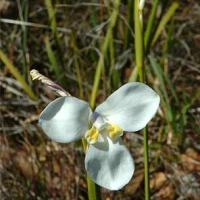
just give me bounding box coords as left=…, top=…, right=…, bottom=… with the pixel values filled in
left=92, top=111, right=100, bottom=122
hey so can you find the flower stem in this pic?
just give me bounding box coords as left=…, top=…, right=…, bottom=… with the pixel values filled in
left=134, top=0, right=144, bottom=81
left=87, top=176, right=99, bottom=200
left=134, top=0, right=150, bottom=199
left=88, top=1, right=121, bottom=196
left=82, top=139, right=100, bottom=200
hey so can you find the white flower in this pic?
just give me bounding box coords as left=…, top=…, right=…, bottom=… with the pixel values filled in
left=39, top=82, right=160, bottom=190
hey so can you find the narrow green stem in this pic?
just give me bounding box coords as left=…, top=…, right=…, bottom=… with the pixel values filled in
left=87, top=2, right=121, bottom=199
left=87, top=176, right=99, bottom=200
left=134, top=1, right=149, bottom=199
left=81, top=139, right=99, bottom=200
left=134, top=0, right=144, bottom=81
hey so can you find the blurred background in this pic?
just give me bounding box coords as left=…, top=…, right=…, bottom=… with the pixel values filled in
left=0, top=0, right=200, bottom=199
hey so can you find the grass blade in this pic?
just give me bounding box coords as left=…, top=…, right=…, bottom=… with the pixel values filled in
left=151, top=1, right=179, bottom=47
left=0, top=50, right=37, bottom=100
left=90, top=0, right=121, bottom=108
left=44, top=36, right=67, bottom=86
left=144, top=0, right=160, bottom=51
left=45, top=0, right=57, bottom=36
left=149, top=55, right=173, bottom=123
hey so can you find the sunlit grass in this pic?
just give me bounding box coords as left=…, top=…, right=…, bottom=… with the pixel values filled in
left=0, top=50, right=37, bottom=100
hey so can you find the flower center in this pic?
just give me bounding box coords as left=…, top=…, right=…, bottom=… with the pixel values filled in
left=107, top=124, right=123, bottom=140
left=85, top=126, right=99, bottom=144
left=85, top=123, right=123, bottom=144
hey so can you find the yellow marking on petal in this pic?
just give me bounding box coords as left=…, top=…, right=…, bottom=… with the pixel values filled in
left=107, top=123, right=123, bottom=140
left=85, top=126, right=99, bottom=144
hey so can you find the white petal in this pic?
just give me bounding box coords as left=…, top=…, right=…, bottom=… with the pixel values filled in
left=39, top=96, right=91, bottom=143
left=95, top=82, right=160, bottom=132
left=85, top=136, right=134, bottom=190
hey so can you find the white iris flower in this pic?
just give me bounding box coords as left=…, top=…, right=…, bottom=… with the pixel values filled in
left=39, top=82, right=160, bottom=190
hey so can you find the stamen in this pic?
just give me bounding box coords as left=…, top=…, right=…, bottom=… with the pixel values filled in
left=107, top=124, right=123, bottom=140
left=85, top=126, right=99, bottom=144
